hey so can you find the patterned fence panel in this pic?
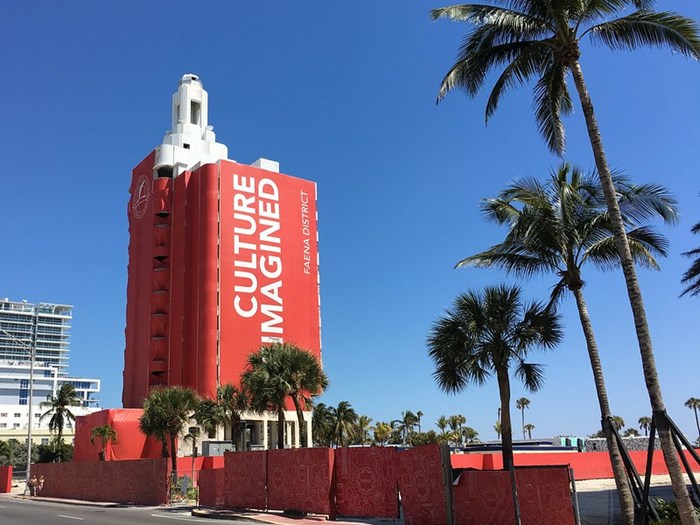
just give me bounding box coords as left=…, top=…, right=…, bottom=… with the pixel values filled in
left=453, top=466, right=575, bottom=525
left=199, top=468, right=224, bottom=507
left=334, top=447, right=399, bottom=518
left=267, top=447, right=334, bottom=515
left=397, top=444, right=454, bottom=525
left=224, top=450, right=267, bottom=510
left=30, top=458, right=169, bottom=505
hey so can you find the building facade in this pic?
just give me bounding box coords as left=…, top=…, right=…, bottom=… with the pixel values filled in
left=122, top=75, right=321, bottom=448
left=0, top=298, right=101, bottom=443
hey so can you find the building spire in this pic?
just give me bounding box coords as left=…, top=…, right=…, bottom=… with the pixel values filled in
left=154, top=74, right=228, bottom=178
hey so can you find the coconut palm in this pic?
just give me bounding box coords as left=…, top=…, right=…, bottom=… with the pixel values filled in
left=639, top=416, right=652, bottom=437
left=524, top=424, right=535, bottom=440
left=416, top=411, right=424, bottom=433
left=494, top=420, right=502, bottom=440
left=449, top=414, right=467, bottom=446
left=516, top=398, right=530, bottom=440
left=216, top=384, right=249, bottom=450
left=139, top=386, right=198, bottom=477
left=350, top=415, right=374, bottom=445
left=685, top=398, right=700, bottom=440
left=463, top=427, right=479, bottom=444
left=612, top=415, right=626, bottom=432
left=312, top=402, right=335, bottom=446
left=624, top=428, right=640, bottom=437
left=392, top=411, right=418, bottom=445
left=39, top=384, right=81, bottom=461
left=428, top=284, right=562, bottom=470
left=459, top=164, right=676, bottom=519
left=681, top=223, right=700, bottom=298
left=432, top=4, right=700, bottom=522
left=331, top=401, right=357, bottom=447
left=90, top=425, right=117, bottom=461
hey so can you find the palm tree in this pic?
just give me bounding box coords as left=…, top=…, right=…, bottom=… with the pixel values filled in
left=139, top=386, right=198, bottom=477
left=242, top=344, right=291, bottom=449
left=312, top=402, right=335, bottom=446
left=350, top=415, right=373, bottom=445
left=416, top=411, right=424, bottom=433
left=392, top=411, right=418, bottom=445
left=39, top=384, right=81, bottom=461
left=516, top=398, right=530, bottom=440
left=685, top=398, right=700, bottom=440
left=493, top=420, right=502, bottom=440
left=432, top=4, right=700, bottom=523
left=277, top=343, right=329, bottom=447
left=524, top=423, right=535, bottom=440
left=612, top=416, right=626, bottom=432
left=449, top=414, right=467, bottom=446
left=331, top=401, right=357, bottom=447
left=681, top=223, right=700, bottom=297
left=459, top=164, right=676, bottom=520
left=624, top=428, right=640, bottom=437
left=90, top=425, right=117, bottom=461
left=639, top=416, right=652, bottom=437
left=373, top=422, right=392, bottom=446
left=216, top=384, right=249, bottom=451
left=463, top=427, right=479, bottom=444
left=428, top=285, right=562, bottom=470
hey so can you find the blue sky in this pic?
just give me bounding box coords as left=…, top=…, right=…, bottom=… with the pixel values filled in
left=2, top=1, right=699, bottom=440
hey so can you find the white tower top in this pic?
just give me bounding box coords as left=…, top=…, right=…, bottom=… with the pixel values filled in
left=154, top=74, right=228, bottom=178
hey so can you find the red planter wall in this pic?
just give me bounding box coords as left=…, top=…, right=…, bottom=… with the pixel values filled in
left=0, top=465, right=12, bottom=493
left=267, top=448, right=334, bottom=515
left=30, top=459, right=169, bottom=505
left=224, top=450, right=267, bottom=510
left=199, top=468, right=224, bottom=507
left=396, top=444, right=452, bottom=525
left=334, top=447, right=399, bottom=519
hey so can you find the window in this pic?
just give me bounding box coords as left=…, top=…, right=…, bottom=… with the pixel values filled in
left=190, top=101, right=201, bottom=125
left=14, top=413, right=21, bottom=418
left=13, top=423, right=20, bottom=429
left=0, top=413, right=6, bottom=417
left=0, top=423, right=6, bottom=429
left=34, top=413, right=40, bottom=419
left=41, top=438, right=49, bottom=445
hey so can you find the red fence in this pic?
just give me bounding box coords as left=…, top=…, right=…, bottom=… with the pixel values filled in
left=224, top=450, right=267, bottom=510
left=199, top=468, right=224, bottom=507
left=397, top=445, right=453, bottom=525
left=30, top=458, right=169, bottom=505
left=334, top=446, right=399, bottom=518
left=453, top=467, right=575, bottom=525
left=268, top=448, right=334, bottom=516
left=451, top=449, right=700, bottom=480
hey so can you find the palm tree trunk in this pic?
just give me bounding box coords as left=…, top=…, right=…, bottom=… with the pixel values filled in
left=292, top=396, right=307, bottom=448
left=694, top=408, right=700, bottom=441
left=277, top=407, right=285, bottom=449
left=571, top=59, right=698, bottom=525
left=169, top=433, right=178, bottom=478
left=496, top=367, right=521, bottom=525
left=573, top=286, right=635, bottom=525
left=521, top=408, right=525, bottom=440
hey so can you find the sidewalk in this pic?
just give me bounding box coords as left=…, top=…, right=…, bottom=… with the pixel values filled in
left=192, top=508, right=402, bottom=524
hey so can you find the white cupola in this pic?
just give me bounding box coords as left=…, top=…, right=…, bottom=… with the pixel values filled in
left=154, top=74, right=228, bottom=178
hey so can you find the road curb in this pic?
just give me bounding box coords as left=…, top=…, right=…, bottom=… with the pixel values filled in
left=13, top=495, right=122, bottom=508
left=192, top=507, right=273, bottom=522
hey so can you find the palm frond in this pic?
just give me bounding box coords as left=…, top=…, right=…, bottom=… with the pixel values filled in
left=533, top=59, right=573, bottom=155
left=514, top=361, right=546, bottom=391
left=587, top=10, right=700, bottom=59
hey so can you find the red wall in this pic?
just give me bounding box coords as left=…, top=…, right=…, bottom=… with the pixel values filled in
left=73, top=409, right=163, bottom=462
left=267, top=448, right=334, bottom=516
left=334, top=447, right=399, bottom=519
left=123, top=158, right=322, bottom=406
left=30, top=459, right=169, bottom=505
left=199, top=468, right=224, bottom=507
left=453, top=467, right=575, bottom=525
left=451, top=450, right=700, bottom=480
left=0, top=465, right=11, bottom=493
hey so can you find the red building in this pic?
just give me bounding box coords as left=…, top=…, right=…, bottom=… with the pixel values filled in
left=122, top=75, right=321, bottom=446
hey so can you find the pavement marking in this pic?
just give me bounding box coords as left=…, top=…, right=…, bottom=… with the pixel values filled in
left=0, top=505, right=6, bottom=508
left=150, top=514, right=209, bottom=523
left=58, top=515, right=84, bottom=521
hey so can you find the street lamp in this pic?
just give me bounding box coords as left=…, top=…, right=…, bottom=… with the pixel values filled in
left=0, top=328, right=35, bottom=493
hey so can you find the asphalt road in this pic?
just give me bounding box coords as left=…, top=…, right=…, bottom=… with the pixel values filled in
left=0, top=497, right=260, bottom=525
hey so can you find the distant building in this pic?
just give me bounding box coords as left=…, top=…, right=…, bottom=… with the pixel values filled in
left=0, top=298, right=101, bottom=443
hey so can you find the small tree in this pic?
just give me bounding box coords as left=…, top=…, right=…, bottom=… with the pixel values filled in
left=0, top=440, right=11, bottom=466
left=639, top=417, right=652, bottom=437
left=524, top=424, right=535, bottom=440
left=90, top=425, right=118, bottom=461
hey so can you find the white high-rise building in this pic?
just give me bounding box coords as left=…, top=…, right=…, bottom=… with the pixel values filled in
left=0, top=298, right=101, bottom=444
